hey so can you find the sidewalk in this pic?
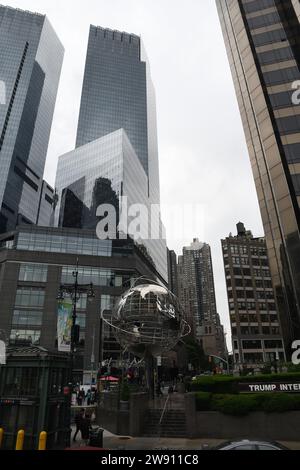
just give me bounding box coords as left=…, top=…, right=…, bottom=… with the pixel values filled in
left=71, top=426, right=300, bottom=450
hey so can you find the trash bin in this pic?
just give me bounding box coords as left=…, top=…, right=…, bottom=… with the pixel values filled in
left=89, top=426, right=104, bottom=448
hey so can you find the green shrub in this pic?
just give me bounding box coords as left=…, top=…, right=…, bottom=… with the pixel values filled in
left=262, top=394, right=300, bottom=413
left=210, top=394, right=260, bottom=416
left=195, top=392, right=212, bottom=411
left=191, top=376, right=239, bottom=394
left=195, top=393, right=300, bottom=416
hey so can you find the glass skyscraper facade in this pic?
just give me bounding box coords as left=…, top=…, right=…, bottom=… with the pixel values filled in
left=75, top=26, right=160, bottom=205
left=0, top=6, right=64, bottom=233
left=217, top=0, right=300, bottom=354
left=55, top=26, right=167, bottom=281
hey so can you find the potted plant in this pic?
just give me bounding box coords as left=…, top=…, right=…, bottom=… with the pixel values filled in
left=119, top=379, right=130, bottom=411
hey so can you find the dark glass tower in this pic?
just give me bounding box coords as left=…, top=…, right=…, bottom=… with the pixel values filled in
left=75, top=26, right=160, bottom=204
left=0, top=6, right=64, bottom=233
left=55, top=27, right=167, bottom=281
left=217, top=0, right=300, bottom=354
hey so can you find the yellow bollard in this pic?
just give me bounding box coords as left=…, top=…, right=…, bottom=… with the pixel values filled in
left=15, top=429, right=25, bottom=451
left=38, top=431, right=47, bottom=451
left=0, top=428, right=3, bottom=449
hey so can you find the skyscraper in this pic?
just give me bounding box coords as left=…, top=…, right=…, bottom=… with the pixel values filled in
left=0, top=6, right=64, bottom=232
left=167, top=248, right=178, bottom=296
left=75, top=26, right=160, bottom=205
left=217, top=0, right=300, bottom=353
left=222, top=223, right=285, bottom=371
left=55, top=27, right=167, bottom=281
left=177, top=239, right=226, bottom=358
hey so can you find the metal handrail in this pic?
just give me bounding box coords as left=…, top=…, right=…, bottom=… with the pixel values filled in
left=159, top=395, right=170, bottom=426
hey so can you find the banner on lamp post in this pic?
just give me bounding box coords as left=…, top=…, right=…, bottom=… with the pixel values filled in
left=0, top=340, right=6, bottom=365
left=57, top=299, right=73, bottom=352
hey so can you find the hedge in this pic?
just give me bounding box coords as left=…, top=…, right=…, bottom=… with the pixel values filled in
left=195, top=392, right=300, bottom=416
left=191, top=372, right=300, bottom=394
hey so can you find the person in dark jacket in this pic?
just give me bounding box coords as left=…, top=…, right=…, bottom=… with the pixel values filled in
left=73, top=408, right=85, bottom=442
left=81, top=414, right=91, bottom=445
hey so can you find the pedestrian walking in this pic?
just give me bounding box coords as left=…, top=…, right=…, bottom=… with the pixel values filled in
left=81, top=413, right=91, bottom=446
left=156, top=381, right=163, bottom=397
left=73, top=408, right=85, bottom=442
left=86, top=389, right=92, bottom=406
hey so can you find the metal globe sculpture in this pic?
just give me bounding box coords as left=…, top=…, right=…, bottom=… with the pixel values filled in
left=104, top=280, right=190, bottom=358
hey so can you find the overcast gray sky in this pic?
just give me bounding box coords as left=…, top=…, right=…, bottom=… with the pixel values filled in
left=6, top=0, right=264, bottom=348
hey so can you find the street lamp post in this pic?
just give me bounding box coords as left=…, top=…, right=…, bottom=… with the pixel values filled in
left=57, top=258, right=95, bottom=384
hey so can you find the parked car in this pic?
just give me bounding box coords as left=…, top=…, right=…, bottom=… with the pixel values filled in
left=213, top=439, right=289, bottom=450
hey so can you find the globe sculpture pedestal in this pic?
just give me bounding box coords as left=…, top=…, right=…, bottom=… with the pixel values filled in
left=103, top=281, right=190, bottom=399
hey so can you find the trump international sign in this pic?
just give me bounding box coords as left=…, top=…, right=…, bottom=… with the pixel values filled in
left=239, top=382, right=300, bottom=393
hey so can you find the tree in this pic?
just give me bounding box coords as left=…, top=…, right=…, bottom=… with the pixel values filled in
left=184, top=338, right=211, bottom=372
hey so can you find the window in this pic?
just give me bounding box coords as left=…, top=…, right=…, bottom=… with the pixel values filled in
left=247, top=11, right=281, bottom=30
left=249, top=314, right=258, bottom=322
left=76, top=313, right=86, bottom=329
left=262, top=326, right=271, bottom=335
left=257, top=445, right=277, bottom=451
left=284, top=143, right=300, bottom=164
left=19, top=264, right=48, bottom=282
left=269, top=90, right=294, bottom=109
left=61, top=266, right=132, bottom=288
left=291, top=174, right=300, bottom=196
left=235, top=445, right=256, bottom=451
left=271, top=327, right=280, bottom=335
left=15, top=288, right=45, bottom=308
left=258, top=46, right=294, bottom=66
left=242, top=340, right=262, bottom=350
left=16, top=231, right=112, bottom=257
left=240, top=315, right=249, bottom=323
left=243, top=352, right=264, bottom=363
left=10, top=329, right=41, bottom=345
left=276, top=115, right=300, bottom=135
left=264, top=340, right=283, bottom=349
left=263, top=67, right=300, bottom=86
left=252, top=28, right=287, bottom=47
left=243, top=0, right=279, bottom=14
left=230, top=245, right=239, bottom=255
left=12, top=310, right=43, bottom=327
left=261, top=314, right=270, bottom=323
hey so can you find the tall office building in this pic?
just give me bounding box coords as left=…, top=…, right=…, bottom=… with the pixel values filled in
left=55, top=27, right=167, bottom=281
left=222, top=223, right=285, bottom=370
left=177, top=239, right=226, bottom=358
left=167, top=248, right=178, bottom=296
left=217, top=0, right=300, bottom=352
left=0, top=6, right=64, bottom=232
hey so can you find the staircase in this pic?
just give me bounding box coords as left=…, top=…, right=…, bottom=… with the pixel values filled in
left=143, top=409, right=187, bottom=438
